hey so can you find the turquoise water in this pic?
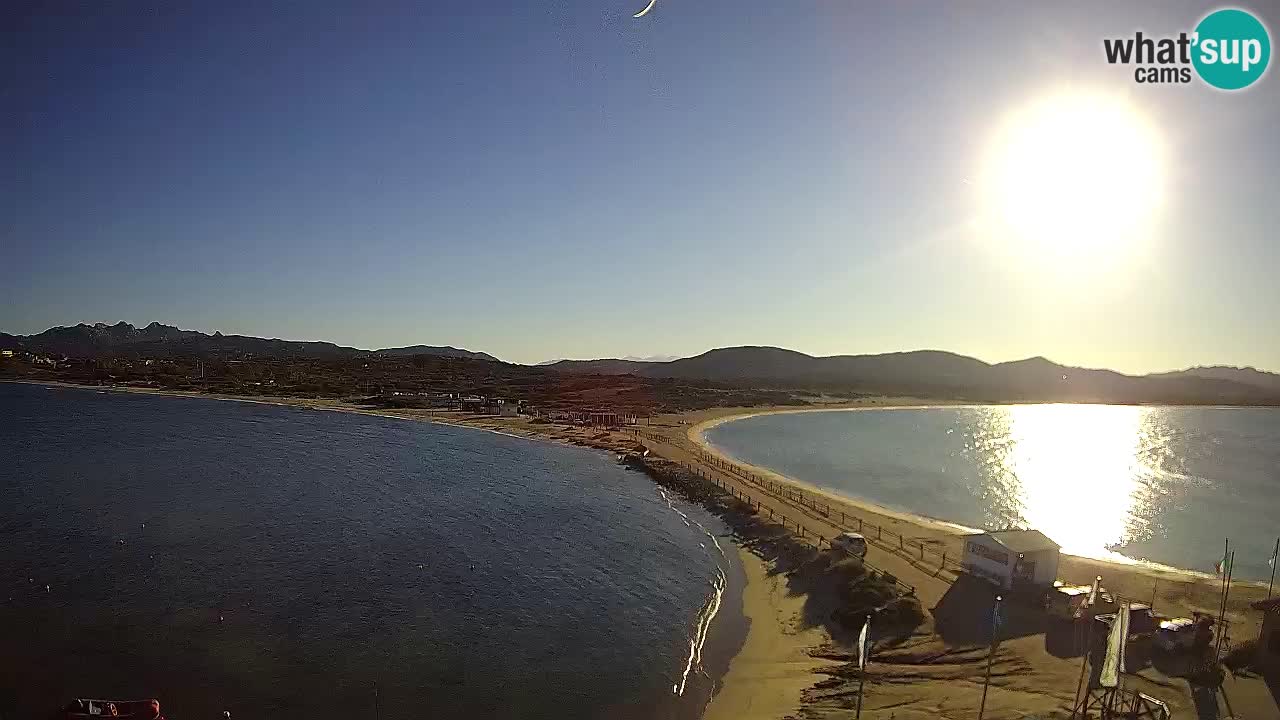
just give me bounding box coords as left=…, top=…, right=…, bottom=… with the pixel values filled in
left=704, top=405, right=1280, bottom=581
left=0, top=383, right=739, bottom=719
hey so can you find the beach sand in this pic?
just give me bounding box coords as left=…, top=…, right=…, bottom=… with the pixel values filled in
left=673, top=405, right=1278, bottom=719
left=12, top=382, right=1278, bottom=719
left=703, top=547, right=838, bottom=720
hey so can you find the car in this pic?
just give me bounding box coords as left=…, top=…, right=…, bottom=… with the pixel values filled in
left=831, top=532, right=868, bottom=558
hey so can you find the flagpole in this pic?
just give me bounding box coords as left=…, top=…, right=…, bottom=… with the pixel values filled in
left=856, top=613, right=870, bottom=719
left=1216, top=551, right=1234, bottom=658
left=978, top=595, right=1001, bottom=720
left=1215, top=539, right=1230, bottom=645
left=1267, top=537, right=1278, bottom=601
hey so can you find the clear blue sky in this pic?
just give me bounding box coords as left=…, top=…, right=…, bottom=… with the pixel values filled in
left=4, top=1, right=1277, bottom=371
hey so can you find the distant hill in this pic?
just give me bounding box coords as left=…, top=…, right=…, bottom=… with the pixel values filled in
left=543, top=358, right=655, bottom=374
left=375, top=345, right=499, bottom=362
left=6, top=325, right=1279, bottom=406
left=548, top=346, right=1280, bottom=406
left=0, top=322, right=498, bottom=362
left=1151, top=366, right=1280, bottom=394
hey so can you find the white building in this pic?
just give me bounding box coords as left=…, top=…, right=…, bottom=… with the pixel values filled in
left=961, top=529, right=1061, bottom=590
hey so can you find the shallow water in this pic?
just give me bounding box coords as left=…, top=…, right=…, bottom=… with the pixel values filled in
left=0, top=383, right=737, bottom=719
left=704, top=405, right=1280, bottom=581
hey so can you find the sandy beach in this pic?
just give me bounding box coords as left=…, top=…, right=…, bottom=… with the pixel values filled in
left=674, top=404, right=1278, bottom=719
left=11, top=381, right=1279, bottom=719
left=702, top=546, right=840, bottom=720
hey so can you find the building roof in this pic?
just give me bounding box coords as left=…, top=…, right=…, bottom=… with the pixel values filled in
left=978, top=529, right=1062, bottom=553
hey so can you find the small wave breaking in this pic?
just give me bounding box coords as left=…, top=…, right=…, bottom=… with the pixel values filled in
left=655, top=486, right=730, bottom=698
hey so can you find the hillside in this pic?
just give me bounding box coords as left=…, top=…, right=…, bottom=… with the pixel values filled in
left=1, top=322, right=498, bottom=362
left=375, top=345, right=500, bottom=362
left=549, top=346, right=1280, bottom=406
left=6, top=324, right=1280, bottom=407
left=1151, top=365, right=1280, bottom=393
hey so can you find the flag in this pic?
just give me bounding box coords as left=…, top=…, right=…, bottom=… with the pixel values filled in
left=1215, top=554, right=1230, bottom=575
left=1100, top=602, right=1129, bottom=688
left=858, top=617, right=870, bottom=670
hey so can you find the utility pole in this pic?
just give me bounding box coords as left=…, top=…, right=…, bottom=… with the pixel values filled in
left=978, top=595, right=1001, bottom=720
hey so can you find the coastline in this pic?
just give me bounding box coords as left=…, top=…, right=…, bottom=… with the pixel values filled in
left=10, top=381, right=1279, bottom=718
left=664, top=405, right=1276, bottom=719
left=687, top=404, right=1273, bottom=588
left=701, top=546, right=837, bottom=720
left=1, top=380, right=758, bottom=718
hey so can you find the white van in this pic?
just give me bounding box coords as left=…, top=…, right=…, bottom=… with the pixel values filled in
left=831, top=532, right=868, bottom=558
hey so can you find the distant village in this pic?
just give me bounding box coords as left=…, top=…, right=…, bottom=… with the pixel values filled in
left=0, top=348, right=652, bottom=427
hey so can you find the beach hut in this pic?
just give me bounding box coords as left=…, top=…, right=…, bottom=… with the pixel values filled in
left=961, top=529, right=1061, bottom=590
left=1250, top=597, right=1280, bottom=683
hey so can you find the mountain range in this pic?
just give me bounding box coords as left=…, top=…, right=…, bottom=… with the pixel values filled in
left=0, top=322, right=499, bottom=362
left=4, top=323, right=1279, bottom=405
left=544, top=347, right=1280, bottom=405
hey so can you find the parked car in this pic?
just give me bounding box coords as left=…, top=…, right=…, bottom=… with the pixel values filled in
left=831, top=532, right=868, bottom=558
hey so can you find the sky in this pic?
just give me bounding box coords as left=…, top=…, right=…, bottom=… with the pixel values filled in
left=3, top=1, right=1278, bottom=371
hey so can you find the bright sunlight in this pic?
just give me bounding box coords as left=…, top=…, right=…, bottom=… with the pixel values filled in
left=982, top=91, right=1165, bottom=267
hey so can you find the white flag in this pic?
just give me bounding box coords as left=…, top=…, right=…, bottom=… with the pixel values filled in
left=1100, top=602, right=1129, bottom=688
left=858, top=617, right=870, bottom=670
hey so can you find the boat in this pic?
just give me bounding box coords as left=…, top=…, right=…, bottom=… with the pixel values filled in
left=58, top=698, right=165, bottom=719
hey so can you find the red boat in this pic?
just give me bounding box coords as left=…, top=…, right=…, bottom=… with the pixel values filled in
left=58, top=698, right=165, bottom=719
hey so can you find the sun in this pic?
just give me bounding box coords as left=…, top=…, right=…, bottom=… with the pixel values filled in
left=981, top=91, right=1165, bottom=266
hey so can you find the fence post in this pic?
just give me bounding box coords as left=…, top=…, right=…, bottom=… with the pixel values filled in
left=942, top=551, right=946, bottom=567
left=920, top=543, right=924, bottom=560
left=858, top=518, right=863, bottom=532
left=878, top=526, right=882, bottom=540
left=899, top=535, right=904, bottom=549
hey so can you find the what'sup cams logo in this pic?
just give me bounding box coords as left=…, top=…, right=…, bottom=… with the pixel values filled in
left=1104, top=7, right=1271, bottom=90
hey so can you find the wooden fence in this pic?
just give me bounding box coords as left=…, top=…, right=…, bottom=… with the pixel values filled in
left=631, top=428, right=966, bottom=579
left=686, top=461, right=918, bottom=596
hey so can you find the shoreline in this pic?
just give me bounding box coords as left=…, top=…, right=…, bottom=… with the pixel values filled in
left=2, top=379, right=757, bottom=719
left=10, top=380, right=1279, bottom=718
left=688, top=404, right=1275, bottom=588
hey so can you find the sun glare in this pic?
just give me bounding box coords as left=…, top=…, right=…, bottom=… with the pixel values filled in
left=1003, top=404, right=1145, bottom=560
left=982, top=92, right=1165, bottom=267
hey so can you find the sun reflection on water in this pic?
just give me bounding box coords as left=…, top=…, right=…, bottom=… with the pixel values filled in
left=999, top=404, right=1149, bottom=559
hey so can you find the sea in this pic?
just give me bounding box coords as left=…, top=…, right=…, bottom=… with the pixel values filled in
left=0, top=383, right=741, bottom=719
left=703, top=405, right=1280, bottom=582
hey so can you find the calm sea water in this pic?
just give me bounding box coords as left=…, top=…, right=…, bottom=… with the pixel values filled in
left=705, top=405, right=1280, bottom=582
left=0, top=383, right=739, bottom=719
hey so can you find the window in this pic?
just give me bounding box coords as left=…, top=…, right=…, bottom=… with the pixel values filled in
left=966, top=541, right=1009, bottom=566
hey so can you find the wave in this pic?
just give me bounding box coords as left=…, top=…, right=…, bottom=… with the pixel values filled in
left=655, top=487, right=730, bottom=698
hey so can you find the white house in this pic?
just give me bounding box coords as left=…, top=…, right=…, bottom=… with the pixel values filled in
left=961, top=529, right=1061, bottom=590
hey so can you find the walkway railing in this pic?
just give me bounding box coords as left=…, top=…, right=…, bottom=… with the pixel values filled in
left=631, top=428, right=967, bottom=579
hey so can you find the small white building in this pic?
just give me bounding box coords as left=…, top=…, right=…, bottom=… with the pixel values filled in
left=961, top=529, right=1061, bottom=590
